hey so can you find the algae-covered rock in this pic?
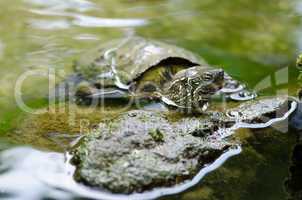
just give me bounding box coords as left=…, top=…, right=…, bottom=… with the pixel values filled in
left=8, top=103, right=126, bottom=152
left=71, top=96, right=296, bottom=194
left=71, top=110, right=234, bottom=194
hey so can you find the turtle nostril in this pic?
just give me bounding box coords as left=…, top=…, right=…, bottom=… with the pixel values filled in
left=214, top=72, right=224, bottom=83
left=217, top=69, right=224, bottom=78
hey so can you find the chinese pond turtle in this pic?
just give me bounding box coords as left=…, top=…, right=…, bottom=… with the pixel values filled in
left=61, top=36, right=252, bottom=111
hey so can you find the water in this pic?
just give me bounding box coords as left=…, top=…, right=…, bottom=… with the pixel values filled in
left=0, top=0, right=301, bottom=199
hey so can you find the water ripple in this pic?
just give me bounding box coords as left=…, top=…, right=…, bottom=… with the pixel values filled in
left=72, top=15, right=148, bottom=27
left=24, top=36, right=76, bottom=69
left=0, top=40, right=4, bottom=60
left=29, top=19, right=71, bottom=30
left=24, top=0, right=95, bottom=12
left=29, top=8, right=148, bottom=28
left=73, top=34, right=99, bottom=41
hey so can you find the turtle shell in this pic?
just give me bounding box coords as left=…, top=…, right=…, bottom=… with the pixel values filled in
left=75, top=36, right=206, bottom=89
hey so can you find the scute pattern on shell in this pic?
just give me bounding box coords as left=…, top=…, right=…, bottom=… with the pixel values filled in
left=76, top=36, right=205, bottom=86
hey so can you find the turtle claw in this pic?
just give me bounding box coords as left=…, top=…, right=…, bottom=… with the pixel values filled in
left=217, top=73, right=256, bottom=101
left=220, top=72, right=246, bottom=94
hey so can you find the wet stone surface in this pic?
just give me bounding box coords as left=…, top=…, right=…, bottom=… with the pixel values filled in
left=71, top=110, right=234, bottom=194
left=71, top=96, right=295, bottom=194
left=226, top=96, right=292, bottom=124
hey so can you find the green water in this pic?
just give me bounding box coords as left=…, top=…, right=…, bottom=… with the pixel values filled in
left=0, top=0, right=301, bottom=199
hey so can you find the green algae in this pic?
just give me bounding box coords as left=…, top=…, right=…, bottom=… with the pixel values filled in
left=7, top=103, right=126, bottom=151
left=148, top=128, right=164, bottom=142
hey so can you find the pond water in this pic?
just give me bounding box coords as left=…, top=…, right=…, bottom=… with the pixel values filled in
left=0, top=0, right=301, bottom=199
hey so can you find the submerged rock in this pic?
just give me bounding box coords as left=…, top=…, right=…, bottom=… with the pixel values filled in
left=286, top=143, right=302, bottom=200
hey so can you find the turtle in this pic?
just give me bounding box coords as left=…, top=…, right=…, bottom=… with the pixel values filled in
left=61, top=36, right=253, bottom=111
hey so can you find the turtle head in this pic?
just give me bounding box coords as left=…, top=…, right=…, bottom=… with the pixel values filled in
left=163, top=66, right=224, bottom=111
left=194, top=67, right=224, bottom=93
left=191, top=67, right=224, bottom=105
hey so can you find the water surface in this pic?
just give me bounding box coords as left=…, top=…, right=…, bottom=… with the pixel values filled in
left=0, top=0, right=301, bottom=199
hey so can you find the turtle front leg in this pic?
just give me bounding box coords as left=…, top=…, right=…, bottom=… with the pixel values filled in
left=217, top=72, right=256, bottom=101
left=220, top=72, right=245, bottom=94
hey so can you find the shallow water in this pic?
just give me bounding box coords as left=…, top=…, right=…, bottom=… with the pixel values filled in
left=0, top=0, right=301, bottom=199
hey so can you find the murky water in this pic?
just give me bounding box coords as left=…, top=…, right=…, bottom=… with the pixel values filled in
left=0, top=0, right=301, bottom=199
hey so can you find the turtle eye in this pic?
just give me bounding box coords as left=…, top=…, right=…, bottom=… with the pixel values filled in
left=202, top=72, right=213, bottom=81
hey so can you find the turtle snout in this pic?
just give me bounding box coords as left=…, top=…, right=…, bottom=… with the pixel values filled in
left=215, top=69, right=224, bottom=81
left=213, top=69, right=224, bottom=89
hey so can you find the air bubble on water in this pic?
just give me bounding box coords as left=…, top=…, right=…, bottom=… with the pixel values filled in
left=230, top=90, right=257, bottom=101
left=220, top=83, right=245, bottom=94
